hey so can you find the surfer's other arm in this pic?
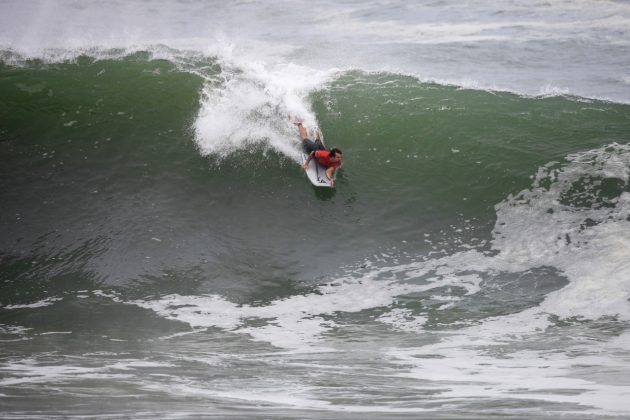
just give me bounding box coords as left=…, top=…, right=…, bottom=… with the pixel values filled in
left=326, top=166, right=336, bottom=187
left=303, top=151, right=315, bottom=170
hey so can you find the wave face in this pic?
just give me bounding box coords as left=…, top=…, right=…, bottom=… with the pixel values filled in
left=2, top=1, right=630, bottom=418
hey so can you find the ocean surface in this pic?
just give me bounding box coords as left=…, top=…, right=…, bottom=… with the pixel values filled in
left=1, top=1, right=630, bottom=418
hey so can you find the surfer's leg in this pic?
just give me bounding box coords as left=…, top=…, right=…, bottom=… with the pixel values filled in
left=298, top=123, right=308, bottom=141
left=291, top=115, right=309, bottom=141
left=313, top=129, right=325, bottom=150
left=303, top=139, right=317, bottom=153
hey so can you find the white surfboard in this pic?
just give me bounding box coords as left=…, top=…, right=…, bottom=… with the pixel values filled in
left=302, top=150, right=333, bottom=188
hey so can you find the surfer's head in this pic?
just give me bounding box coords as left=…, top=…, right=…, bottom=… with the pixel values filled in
left=329, top=148, right=342, bottom=161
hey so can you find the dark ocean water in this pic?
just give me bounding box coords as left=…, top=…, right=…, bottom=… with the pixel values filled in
left=1, top=1, right=630, bottom=418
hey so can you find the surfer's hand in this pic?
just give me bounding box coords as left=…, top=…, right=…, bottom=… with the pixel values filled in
left=330, top=179, right=335, bottom=187
left=303, top=162, right=309, bottom=170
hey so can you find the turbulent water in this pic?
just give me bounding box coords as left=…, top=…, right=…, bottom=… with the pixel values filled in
left=1, top=1, right=630, bottom=418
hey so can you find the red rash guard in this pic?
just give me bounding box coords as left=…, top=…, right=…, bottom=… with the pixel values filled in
left=314, top=150, right=341, bottom=168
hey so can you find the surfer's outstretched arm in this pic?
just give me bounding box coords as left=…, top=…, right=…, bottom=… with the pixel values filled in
left=303, top=151, right=315, bottom=169
left=326, top=167, right=337, bottom=182
left=325, top=166, right=336, bottom=186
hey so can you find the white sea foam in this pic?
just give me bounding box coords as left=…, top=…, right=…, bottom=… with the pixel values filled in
left=125, top=253, right=491, bottom=349
left=0, top=357, right=174, bottom=387
left=0, top=324, right=32, bottom=334
left=2, top=297, right=63, bottom=309
left=387, top=342, right=630, bottom=414
left=492, top=143, right=630, bottom=320
left=538, top=84, right=571, bottom=98
left=0, top=324, right=33, bottom=343
left=376, top=308, right=427, bottom=332
left=128, top=278, right=413, bottom=350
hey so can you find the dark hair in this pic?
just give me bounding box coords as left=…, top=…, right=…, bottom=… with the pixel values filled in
left=329, top=148, right=342, bottom=157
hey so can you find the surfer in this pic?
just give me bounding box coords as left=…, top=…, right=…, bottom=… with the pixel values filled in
left=293, top=118, right=343, bottom=187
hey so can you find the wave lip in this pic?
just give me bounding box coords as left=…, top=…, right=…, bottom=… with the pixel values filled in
left=3, top=0, right=630, bottom=105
